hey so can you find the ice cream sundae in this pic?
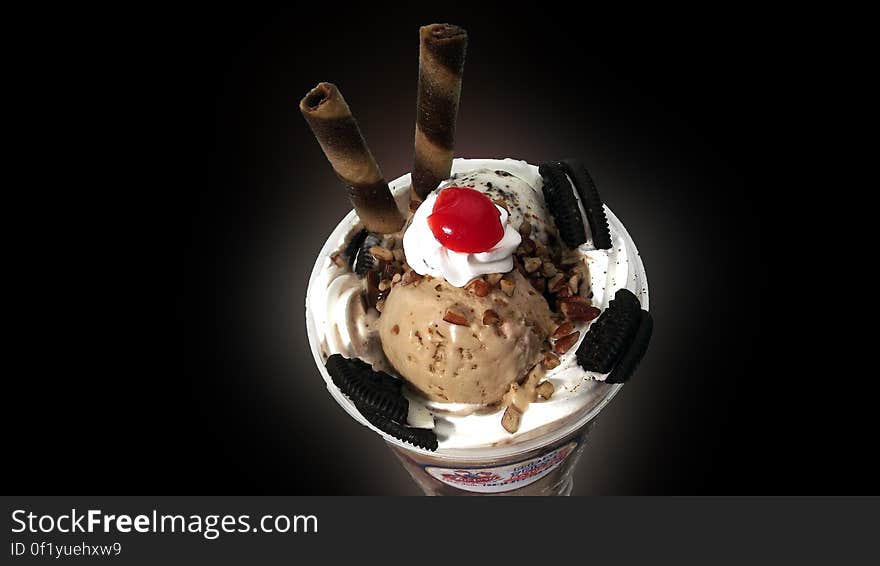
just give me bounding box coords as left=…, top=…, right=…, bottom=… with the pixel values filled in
left=302, top=24, right=651, bottom=494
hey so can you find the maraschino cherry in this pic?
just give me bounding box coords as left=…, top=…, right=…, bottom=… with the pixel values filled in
left=427, top=187, right=504, bottom=253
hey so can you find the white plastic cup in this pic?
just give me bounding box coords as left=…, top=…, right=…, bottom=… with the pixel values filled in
left=306, top=158, right=648, bottom=495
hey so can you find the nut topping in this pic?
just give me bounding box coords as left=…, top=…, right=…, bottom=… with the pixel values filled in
left=523, top=257, right=542, bottom=273
left=553, top=331, right=580, bottom=354
left=442, top=309, right=469, bottom=326
left=568, top=273, right=580, bottom=294
left=369, top=245, right=394, bottom=262
left=535, top=380, right=555, bottom=400
left=466, top=278, right=490, bottom=297
left=552, top=321, right=575, bottom=339
left=543, top=352, right=561, bottom=370
left=529, top=276, right=546, bottom=293
left=482, top=309, right=500, bottom=326
left=559, top=299, right=600, bottom=322
left=501, top=405, right=522, bottom=434
left=499, top=279, right=516, bottom=297
left=485, top=273, right=504, bottom=286
left=548, top=273, right=566, bottom=292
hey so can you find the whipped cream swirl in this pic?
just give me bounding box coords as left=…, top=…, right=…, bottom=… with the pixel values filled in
left=403, top=190, right=522, bottom=287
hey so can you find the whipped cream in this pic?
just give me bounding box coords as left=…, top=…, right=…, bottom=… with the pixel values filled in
left=403, top=190, right=521, bottom=287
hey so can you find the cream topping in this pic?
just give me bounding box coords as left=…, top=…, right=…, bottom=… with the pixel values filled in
left=403, top=191, right=521, bottom=287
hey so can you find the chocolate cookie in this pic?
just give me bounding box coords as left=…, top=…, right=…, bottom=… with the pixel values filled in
left=560, top=159, right=612, bottom=250
left=325, top=354, right=408, bottom=424
left=343, top=228, right=369, bottom=270
left=606, top=310, right=653, bottom=384
left=354, top=233, right=382, bottom=277
left=539, top=161, right=587, bottom=248
left=364, top=412, right=439, bottom=451
left=576, top=288, right=642, bottom=374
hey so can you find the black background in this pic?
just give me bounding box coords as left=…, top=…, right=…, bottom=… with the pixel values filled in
left=9, top=6, right=871, bottom=494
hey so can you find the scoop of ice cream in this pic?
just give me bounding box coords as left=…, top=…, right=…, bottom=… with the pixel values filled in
left=378, top=271, right=555, bottom=404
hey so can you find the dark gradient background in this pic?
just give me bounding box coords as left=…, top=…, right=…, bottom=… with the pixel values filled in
left=10, top=7, right=870, bottom=494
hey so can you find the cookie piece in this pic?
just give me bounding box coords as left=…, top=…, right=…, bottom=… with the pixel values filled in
left=354, top=233, right=382, bottom=277
left=576, top=288, right=642, bottom=373
left=539, top=162, right=587, bottom=248
left=343, top=228, right=369, bottom=270
left=560, top=159, right=612, bottom=250
left=325, top=354, right=408, bottom=424
left=606, top=310, right=653, bottom=383
left=364, top=412, right=439, bottom=451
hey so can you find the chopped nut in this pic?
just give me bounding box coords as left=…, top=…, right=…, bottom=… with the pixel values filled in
left=467, top=278, right=490, bottom=297
left=568, top=273, right=581, bottom=294
left=500, top=279, right=516, bottom=296
left=506, top=383, right=531, bottom=412
left=554, top=331, right=580, bottom=354
left=369, top=245, right=394, bottom=262
left=409, top=198, right=422, bottom=213
left=536, top=380, right=555, bottom=400
left=486, top=273, right=503, bottom=286
left=482, top=309, right=500, bottom=325
left=534, top=240, right=551, bottom=259
left=501, top=405, right=522, bottom=434
left=391, top=324, right=400, bottom=335
left=559, top=249, right=581, bottom=266
left=542, top=262, right=558, bottom=278
left=519, top=220, right=532, bottom=236
left=392, top=248, right=405, bottom=262
left=375, top=299, right=386, bottom=313
left=517, top=237, right=536, bottom=255
left=555, top=285, right=572, bottom=298
left=443, top=309, right=469, bottom=326
left=529, top=276, right=546, bottom=293
left=401, top=270, right=423, bottom=286
left=543, top=352, right=561, bottom=370
left=552, top=322, right=575, bottom=340
left=391, top=272, right=402, bottom=283
left=513, top=256, right=527, bottom=277
left=378, top=280, right=390, bottom=291
left=548, top=273, right=566, bottom=292
left=382, top=262, right=398, bottom=280
left=559, top=299, right=601, bottom=322
left=523, top=257, right=542, bottom=273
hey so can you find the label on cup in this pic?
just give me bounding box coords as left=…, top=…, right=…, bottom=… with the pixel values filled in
left=423, top=440, right=579, bottom=493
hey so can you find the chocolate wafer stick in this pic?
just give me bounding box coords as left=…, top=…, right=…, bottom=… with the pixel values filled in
left=411, top=23, right=468, bottom=199
left=300, top=82, right=404, bottom=234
